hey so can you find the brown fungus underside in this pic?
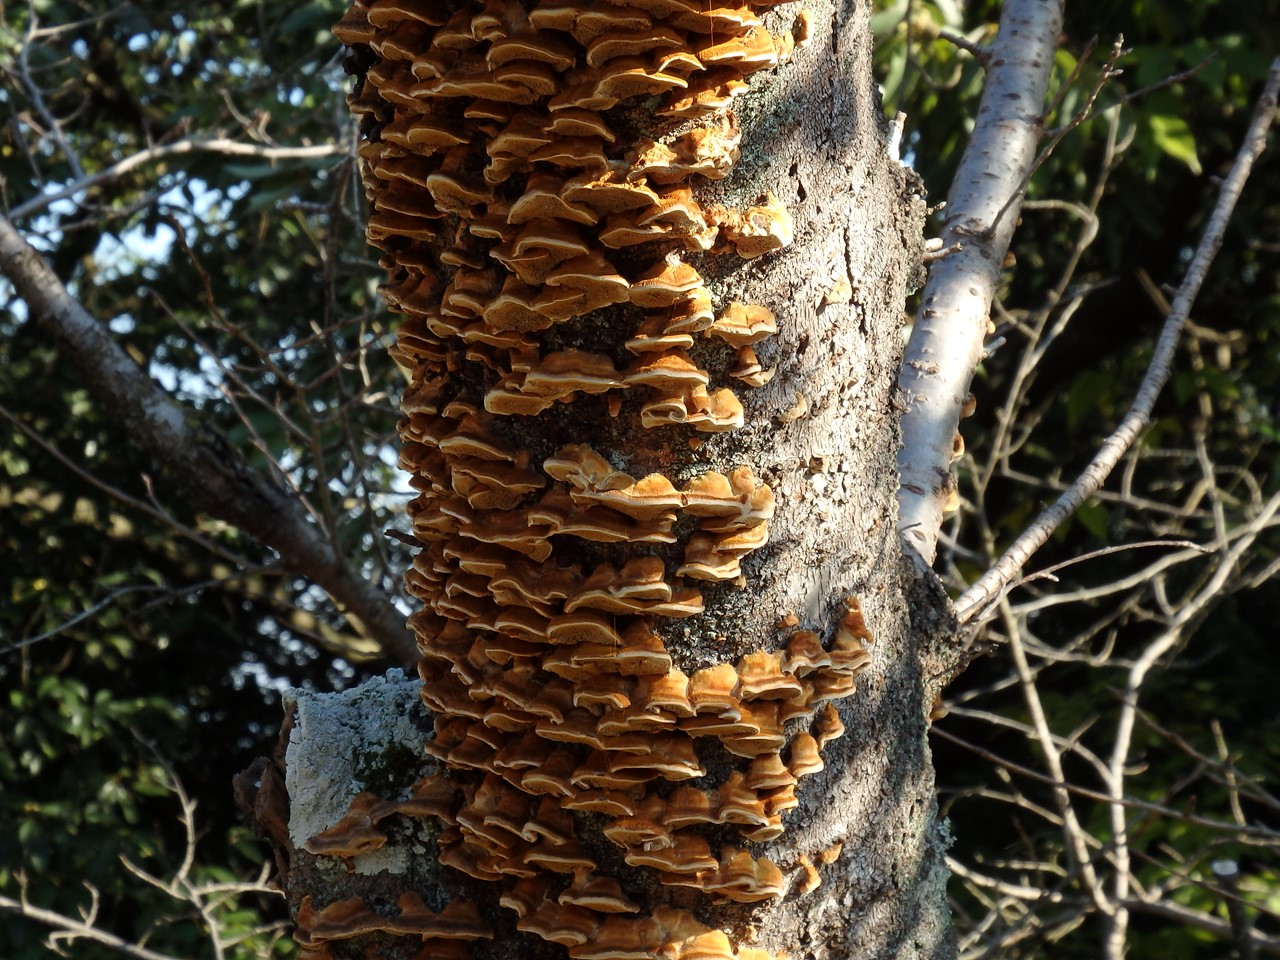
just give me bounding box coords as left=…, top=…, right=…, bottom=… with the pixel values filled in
left=300, top=0, right=938, bottom=958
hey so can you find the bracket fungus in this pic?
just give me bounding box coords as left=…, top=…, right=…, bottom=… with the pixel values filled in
left=328, top=0, right=878, bottom=957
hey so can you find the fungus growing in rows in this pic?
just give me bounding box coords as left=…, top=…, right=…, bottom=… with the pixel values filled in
left=736, top=651, right=802, bottom=700
left=696, top=26, right=782, bottom=74
left=629, top=260, right=704, bottom=307
left=704, top=850, right=787, bottom=903
left=533, top=491, right=678, bottom=546
left=332, top=1, right=376, bottom=44
left=294, top=896, right=381, bottom=944
left=715, top=772, right=770, bottom=828
left=600, top=212, right=674, bottom=248
left=524, top=839, right=599, bottom=874
left=659, top=69, right=749, bottom=118
left=396, top=774, right=462, bottom=821
left=332, top=0, right=869, bottom=954
left=545, top=610, right=624, bottom=645
left=509, top=173, right=600, bottom=224
left=562, top=790, right=637, bottom=817
left=677, top=540, right=743, bottom=582
left=625, top=317, right=696, bottom=354
left=516, top=899, right=601, bottom=946
left=787, top=731, right=825, bottom=778
left=813, top=701, right=846, bottom=748
left=784, top=629, right=830, bottom=675
left=294, top=893, right=493, bottom=944
left=721, top=701, right=785, bottom=757
left=838, top=595, right=875, bottom=644
left=681, top=931, right=738, bottom=960
left=569, top=918, right=662, bottom=960
left=500, top=876, right=551, bottom=918
left=575, top=474, right=684, bottom=522
left=744, top=753, right=797, bottom=792
left=626, top=834, right=719, bottom=874
left=688, top=662, right=741, bottom=716
left=519, top=750, right=581, bottom=796
left=729, top=345, right=775, bottom=387
left=662, top=785, right=719, bottom=828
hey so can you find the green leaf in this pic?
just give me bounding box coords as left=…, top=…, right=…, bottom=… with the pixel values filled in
left=871, top=0, right=909, bottom=39
left=1148, top=114, right=1202, bottom=174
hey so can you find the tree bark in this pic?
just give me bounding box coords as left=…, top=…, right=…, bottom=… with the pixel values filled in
left=264, top=0, right=958, bottom=958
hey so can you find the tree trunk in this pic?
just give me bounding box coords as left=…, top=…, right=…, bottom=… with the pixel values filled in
left=253, top=1, right=957, bottom=957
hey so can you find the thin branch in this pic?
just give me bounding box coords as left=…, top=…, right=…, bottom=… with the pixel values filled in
left=1045, top=54, right=1220, bottom=138
left=1103, top=490, right=1280, bottom=954
left=1014, top=539, right=1206, bottom=587
left=931, top=725, right=1280, bottom=842
left=947, top=857, right=1059, bottom=902
left=15, top=8, right=85, bottom=182
left=8, top=136, right=350, bottom=221
left=954, top=57, right=1280, bottom=626
left=2, top=584, right=163, bottom=654
left=1122, top=897, right=1280, bottom=956
left=1001, top=606, right=1113, bottom=918
left=0, top=891, right=185, bottom=960
left=937, top=31, right=990, bottom=64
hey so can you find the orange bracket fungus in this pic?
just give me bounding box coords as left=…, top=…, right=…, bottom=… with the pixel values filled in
left=305, top=0, right=886, bottom=957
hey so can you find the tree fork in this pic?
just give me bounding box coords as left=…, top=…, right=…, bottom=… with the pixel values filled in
left=269, top=1, right=956, bottom=958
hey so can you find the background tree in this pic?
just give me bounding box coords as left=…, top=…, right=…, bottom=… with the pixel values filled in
left=1, top=0, right=1277, bottom=957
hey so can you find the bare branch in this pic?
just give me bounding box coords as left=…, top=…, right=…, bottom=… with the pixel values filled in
left=954, top=57, right=1280, bottom=625
left=897, top=0, right=1065, bottom=563
left=8, top=137, right=350, bottom=222
left=1001, top=607, right=1113, bottom=918
left=1103, top=490, right=1280, bottom=953
left=932, top=724, right=1280, bottom=842
left=15, top=9, right=85, bottom=182
left=0, top=890, right=186, bottom=960
left=0, top=213, right=416, bottom=665
left=937, top=31, right=990, bottom=64
left=2, top=761, right=290, bottom=960
left=1014, top=539, right=1206, bottom=587
left=1045, top=53, right=1220, bottom=138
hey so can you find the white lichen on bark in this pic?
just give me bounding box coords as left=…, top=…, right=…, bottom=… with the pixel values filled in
left=285, top=670, right=424, bottom=875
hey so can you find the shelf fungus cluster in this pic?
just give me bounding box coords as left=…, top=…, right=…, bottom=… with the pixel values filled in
left=325, top=0, right=871, bottom=957
left=295, top=893, right=491, bottom=960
